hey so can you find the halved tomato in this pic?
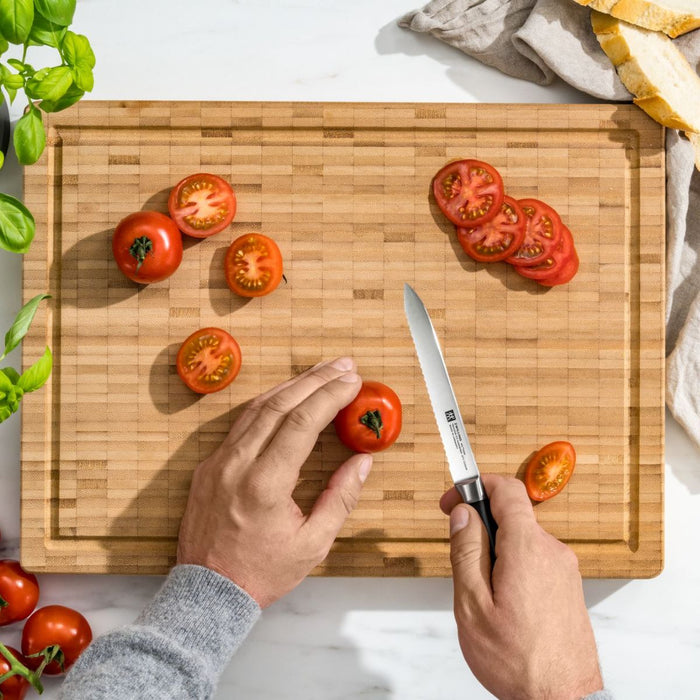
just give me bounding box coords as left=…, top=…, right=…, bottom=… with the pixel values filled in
left=168, top=173, right=236, bottom=238
left=224, top=233, right=284, bottom=298
left=457, top=195, right=526, bottom=263
left=433, top=159, right=504, bottom=227
left=514, top=225, right=574, bottom=282
left=176, top=327, right=242, bottom=394
left=506, top=198, right=563, bottom=267
left=524, top=440, right=576, bottom=502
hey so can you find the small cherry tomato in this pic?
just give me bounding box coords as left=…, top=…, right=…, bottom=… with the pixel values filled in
left=112, top=211, right=183, bottom=284
left=168, top=173, right=236, bottom=238
left=334, top=381, right=402, bottom=453
left=224, top=233, right=284, bottom=298
left=0, top=646, right=31, bottom=700
left=176, top=327, right=242, bottom=394
left=0, top=560, right=39, bottom=626
left=433, top=159, right=504, bottom=227
left=524, top=440, right=576, bottom=502
left=21, top=605, right=92, bottom=676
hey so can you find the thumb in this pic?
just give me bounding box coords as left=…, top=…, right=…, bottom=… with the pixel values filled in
left=449, top=504, right=493, bottom=610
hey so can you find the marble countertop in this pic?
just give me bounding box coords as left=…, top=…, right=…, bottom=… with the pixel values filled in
left=1, top=1, right=699, bottom=698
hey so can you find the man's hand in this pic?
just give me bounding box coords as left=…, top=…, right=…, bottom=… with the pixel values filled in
left=441, top=474, right=604, bottom=700
left=177, top=357, right=370, bottom=608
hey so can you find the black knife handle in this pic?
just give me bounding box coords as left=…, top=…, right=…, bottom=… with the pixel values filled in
left=470, top=496, right=498, bottom=567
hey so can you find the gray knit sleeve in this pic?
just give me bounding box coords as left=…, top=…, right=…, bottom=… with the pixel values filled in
left=59, top=564, right=261, bottom=699
left=583, top=691, right=614, bottom=699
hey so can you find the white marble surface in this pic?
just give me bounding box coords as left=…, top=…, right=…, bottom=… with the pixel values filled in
left=1, top=1, right=699, bottom=698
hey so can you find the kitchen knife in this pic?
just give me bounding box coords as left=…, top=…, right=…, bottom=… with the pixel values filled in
left=403, top=283, right=498, bottom=564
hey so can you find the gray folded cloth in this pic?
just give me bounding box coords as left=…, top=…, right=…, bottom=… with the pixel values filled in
left=399, top=0, right=700, bottom=449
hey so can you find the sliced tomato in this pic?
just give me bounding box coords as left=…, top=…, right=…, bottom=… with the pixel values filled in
left=457, top=195, right=526, bottom=263
left=539, top=247, right=579, bottom=287
left=224, top=233, right=284, bottom=298
left=524, top=440, right=576, bottom=502
left=168, top=173, right=236, bottom=238
left=433, top=159, right=504, bottom=227
left=506, top=198, right=563, bottom=267
left=515, top=225, right=574, bottom=281
left=176, top=327, right=242, bottom=394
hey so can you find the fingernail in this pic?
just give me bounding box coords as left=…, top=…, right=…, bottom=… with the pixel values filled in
left=338, top=371, right=360, bottom=383
left=358, top=455, right=373, bottom=483
left=450, top=506, right=469, bottom=535
left=330, top=356, right=354, bottom=371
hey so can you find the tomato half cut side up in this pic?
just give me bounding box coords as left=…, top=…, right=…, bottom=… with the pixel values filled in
left=524, top=440, right=576, bottom=502
left=515, top=225, right=575, bottom=282
left=168, top=173, right=236, bottom=238
left=433, top=159, right=504, bottom=227
left=176, top=327, right=242, bottom=394
left=457, top=195, right=526, bottom=263
left=225, top=233, right=284, bottom=298
left=506, top=198, right=563, bottom=267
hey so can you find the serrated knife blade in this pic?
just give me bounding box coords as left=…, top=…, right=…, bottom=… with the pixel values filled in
left=403, top=283, right=497, bottom=564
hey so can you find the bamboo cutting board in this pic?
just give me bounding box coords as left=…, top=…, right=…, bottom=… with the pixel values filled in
left=21, top=101, right=665, bottom=577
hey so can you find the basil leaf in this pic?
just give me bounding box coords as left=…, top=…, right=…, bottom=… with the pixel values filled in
left=34, top=0, right=74, bottom=26
left=28, top=12, right=66, bottom=48
left=0, top=0, right=34, bottom=44
left=0, top=64, right=25, bottom=90
left=0, top=403, right=14, bottom=423
left=13, top=104, right=46, bottom=164
left=38, top=83, right=83, bottom=113
left=61, top=32, right=95, bottom=92
left=0, top=367, right=13, bottom=392
left=25, top=64, right=71, bottom=101
left=0, top=151, right=4, bottom=169
left=0, top=367, right=21, bottom=384
left=17, top=345, right=52, bottom=392
left=0, top=192, right=35, bottom=253
left=2, top=293, right=50, bottom=358
left=0, top=36, right=9, bottom=55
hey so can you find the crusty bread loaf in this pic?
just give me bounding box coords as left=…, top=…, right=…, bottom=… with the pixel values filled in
left=574, top=0, right=700, bottom=37
left=591, top=11, right=700, bottom=134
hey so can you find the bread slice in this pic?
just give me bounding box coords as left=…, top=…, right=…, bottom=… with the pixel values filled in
left=592, top=11, right=700, bottom=133
left=574, top=0, right=700, bottom=37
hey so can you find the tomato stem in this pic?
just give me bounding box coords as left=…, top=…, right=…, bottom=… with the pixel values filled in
left=0, top=595, right=7, bottom=608
left=0, top=642, right=44, bottom=695
left=128, top=236, right=154, bottom=271
left=360, top=409, right=383, bottom=439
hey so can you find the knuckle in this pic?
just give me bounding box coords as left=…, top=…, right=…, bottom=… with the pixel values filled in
left=262, top=392, right=292, bottom=418
left=285, top=403, right=317, bottom=433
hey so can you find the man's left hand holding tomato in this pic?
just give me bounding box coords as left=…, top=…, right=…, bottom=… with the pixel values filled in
left=59, top=358, right=371, bottom=698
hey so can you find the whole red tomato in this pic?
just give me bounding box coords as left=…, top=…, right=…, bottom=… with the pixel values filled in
left=112, top=211, right=183, bottom=284
left=0, top=560, right=39, bottom=626
left=334, top=381, right=402, bottom=453
left=21, top=605, right=92, bottom=676
left=0, top=646, right=30, bottom=700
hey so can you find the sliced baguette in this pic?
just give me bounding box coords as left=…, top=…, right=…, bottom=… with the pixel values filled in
left=592, top=11, right=700, bottom=133
left=574, top=0, right=700, bottom=37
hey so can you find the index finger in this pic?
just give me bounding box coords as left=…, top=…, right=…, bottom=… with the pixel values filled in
left=482, top=474, right=535, bottom=528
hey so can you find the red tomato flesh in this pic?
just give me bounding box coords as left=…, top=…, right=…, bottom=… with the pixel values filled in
left=176, top=327, right=242, bottom=394
left=506, top=198, right=563, bottom=267
left=224, top=233, right=284, bottom=298
left=524, top=441, right=576, bottom=502
left=168, top=173, right=236, bottom=238
left=433, top=159, right=504, bottom=227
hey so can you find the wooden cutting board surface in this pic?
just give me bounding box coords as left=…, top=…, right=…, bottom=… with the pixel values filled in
left=21, top=101, right=665, bottom=577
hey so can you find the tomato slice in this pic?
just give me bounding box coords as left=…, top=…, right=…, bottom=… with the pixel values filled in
left=224, top=233, right=284, bottom=298
left=456, top=195, right=526, bottom=263
left=176, top=327, right=242, bottom=394
left=506, top=198, right=563, bottom=267
left=539, top=247, right=579, bottom=287
left=524, top=440, right=576, bottom=502
left=168, top=173, right=236, bottom=238
left=514, top=225, right=574, bottom=282
left=433, top=159, right=504, bottom=227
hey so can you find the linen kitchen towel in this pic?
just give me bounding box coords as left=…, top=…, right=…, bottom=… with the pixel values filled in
left=399, top=0, right=700, bottom=449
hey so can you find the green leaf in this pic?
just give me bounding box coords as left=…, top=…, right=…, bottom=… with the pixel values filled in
left=0, top=192, right=35, bottom=253
left=0, top=151, right=4, bottom=169
left=0, top=367, right=21, bottom=384
left=0, top=70, right=26, bottom=91
left=0, top=0, right=34, bottom=44
left=2, top=293, right=50, bottom=358
left=17, top=345, right=52, bottom=392
left=38, top=83, right=82, bottom=113
left=0, top=403, right=14, bottom=423
left=34, top=0, right=75, bottom=26
left=28, top=12, right=66, bottom=48
left=0, top=36, right=9, bottom=54
left=61, top=32, right=95, bottom=92
left=13, top=104, right=46, bottom=164
left=0, top=367, right=13, bottom=392
left=25, top=64, right=71, bottom=101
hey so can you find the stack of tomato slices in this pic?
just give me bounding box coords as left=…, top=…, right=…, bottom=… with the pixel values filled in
left=432, top=159, right=579, bottom=287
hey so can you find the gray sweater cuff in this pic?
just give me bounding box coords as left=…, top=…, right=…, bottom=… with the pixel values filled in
left=137, top=564, right=261, bottom=673
left=582, top=691, right=614, bottom=700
